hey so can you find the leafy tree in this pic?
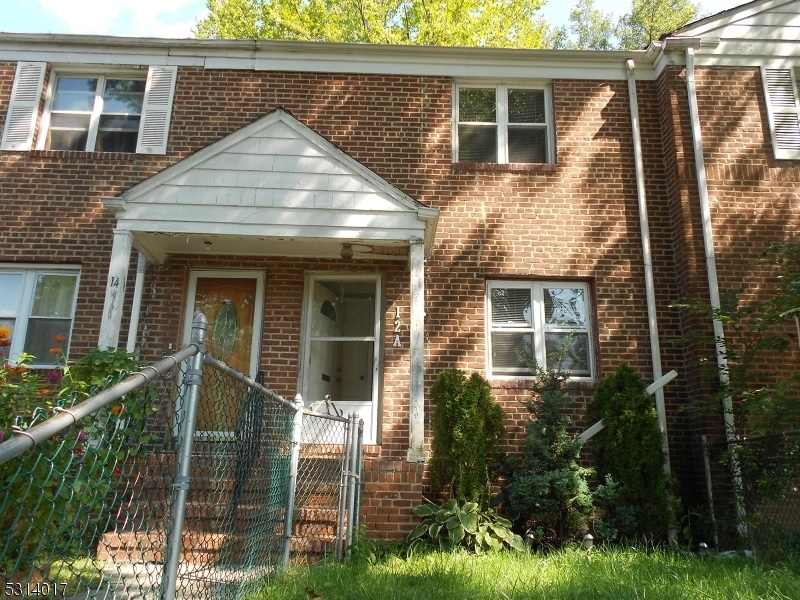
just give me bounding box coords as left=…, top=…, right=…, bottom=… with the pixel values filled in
left=617, top=0, right=700, bottom=49
left=675, top=242, right=800, bottom=548
left=194, top=0, right=549, bottom=47
left=550, top=0, right=617, bottom=50
left=429, top=369, right=506, bottom=509
left=676, top=242, right=800, bottom=437
left=553, top=0, right=700, bottom=50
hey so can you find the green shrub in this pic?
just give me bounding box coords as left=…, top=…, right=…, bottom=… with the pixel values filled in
left=500, top=360, right=595, bottom=547
left=429, top=369, right=506, bottom=509
left=588, top=363, right=672, bottom=541
left=406, top=498, right=525, bottom=553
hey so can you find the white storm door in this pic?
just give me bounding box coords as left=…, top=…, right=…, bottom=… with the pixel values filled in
left=302, top=274, right=381, bottom=444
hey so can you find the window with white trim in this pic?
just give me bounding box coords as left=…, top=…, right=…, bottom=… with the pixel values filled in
left=455, top=84, right=553, bottom=164
left=487, top=281, right=594, bottom=379
left=762, top=66, right=800, bottom=160
left=0, top=266, right=80, bottom=367
left=45, top=75, right=146, bottom=152
left=1, top=62, right=177, bottom=155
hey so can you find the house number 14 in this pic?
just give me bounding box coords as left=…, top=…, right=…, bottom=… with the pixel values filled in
left=393, top=306, right=402, bottom=348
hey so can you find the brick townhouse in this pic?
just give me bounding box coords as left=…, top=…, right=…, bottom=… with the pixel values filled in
left=0, top=0, right=798, bottom=538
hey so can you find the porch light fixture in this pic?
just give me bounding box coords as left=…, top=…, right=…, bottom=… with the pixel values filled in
left=340, top=243, right=353, bottom=260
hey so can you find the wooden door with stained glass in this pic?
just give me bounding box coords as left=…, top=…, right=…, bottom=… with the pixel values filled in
left=189, top=275, right=262, bottom=434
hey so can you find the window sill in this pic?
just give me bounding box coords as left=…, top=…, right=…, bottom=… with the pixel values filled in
left=489, top=377, right=596, bottom=391
left=28, top=149, right=139, bottom=160
left=453, top=162, right=558, bottom=173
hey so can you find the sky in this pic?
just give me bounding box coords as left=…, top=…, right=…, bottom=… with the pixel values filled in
left=0, top=0, right=754, bottom=39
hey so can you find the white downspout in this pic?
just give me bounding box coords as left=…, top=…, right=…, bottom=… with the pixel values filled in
left=126, top=251, right=147, bottom=354
left=684, top=48, right=735, bottom=440
left=626, top=59, right=672, bottom=476
left=685, top=47, right=746, bottom=532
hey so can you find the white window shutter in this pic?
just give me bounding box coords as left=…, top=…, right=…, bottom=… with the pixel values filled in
left=762, top=67, right=800, bottom=160
left=1, top=61, right=47, bottom=151
left=136, top=65, right=177, bottom=155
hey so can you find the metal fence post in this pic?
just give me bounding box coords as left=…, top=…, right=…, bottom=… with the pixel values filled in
left=352, top=418, right=364, bottom=540
left=344, top=412, right=361, bottom=558
left=161, top=312, right=207, bottom=600
left=701, top=434, right=720, bottom=549
left=281, top=394, right=304, bottom=567
left=335, top=414, right=354, bottom=559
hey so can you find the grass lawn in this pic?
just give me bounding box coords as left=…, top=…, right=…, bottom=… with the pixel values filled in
left=251, top=546, right=800, bottom=599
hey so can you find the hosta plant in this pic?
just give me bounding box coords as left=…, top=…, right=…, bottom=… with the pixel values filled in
left=407, top=498, right=526, bottom=553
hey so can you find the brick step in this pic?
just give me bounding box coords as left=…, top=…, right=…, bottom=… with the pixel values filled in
left=97, top=529, right=287, bottom=564
left=290, top=535, right=338, bottom=558
left=112, top=500, right=287, bottom=532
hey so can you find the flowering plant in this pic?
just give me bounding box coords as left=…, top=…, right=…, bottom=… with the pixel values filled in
left=1, top=336, right=150, bottom=576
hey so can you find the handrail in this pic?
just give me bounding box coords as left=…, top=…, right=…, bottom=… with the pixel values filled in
left=578, top=370, right=678, bottom=443
left=203, top=352, right=299, bottom=413
left=0, top=344, right=199, bottom=465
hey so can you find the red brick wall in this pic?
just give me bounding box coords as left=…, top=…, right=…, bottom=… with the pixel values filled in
left=2, top=56, right=797, bottom=539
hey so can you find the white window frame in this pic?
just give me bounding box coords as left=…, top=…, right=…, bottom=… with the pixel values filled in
left=762, top=65, right=800, bottom=161
left=37, top=69, right=147, bottom=153
left=486, top=280, right=594, bottom=380
left=298, top=272, right=383, bottom=445
left=454, top=83, right=554, bottom=164
left=0, top=264, right=81, bottom=368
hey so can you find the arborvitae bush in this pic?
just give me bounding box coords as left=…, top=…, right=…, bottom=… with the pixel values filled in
left=429, top=369, right=506, bottom=509
left=500, top=361, right=595, bottom=546
left=588, top=362, right=672, bottom=540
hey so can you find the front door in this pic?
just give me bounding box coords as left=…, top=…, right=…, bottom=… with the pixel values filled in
left=302, top=275, right=381, bottom=444
left=183, top=271, right=264, bottom=434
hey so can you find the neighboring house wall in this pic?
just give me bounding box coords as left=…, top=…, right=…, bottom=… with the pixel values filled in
left=657, top=61, right=800, bottom=497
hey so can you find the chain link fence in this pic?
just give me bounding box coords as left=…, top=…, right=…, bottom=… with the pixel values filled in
left=702, top=430, right=800, bottom=560
left=0, top=314, right=363, bottom=599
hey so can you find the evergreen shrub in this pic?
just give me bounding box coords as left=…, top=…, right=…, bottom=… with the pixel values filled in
left=429, top=369, right=506, bottom=509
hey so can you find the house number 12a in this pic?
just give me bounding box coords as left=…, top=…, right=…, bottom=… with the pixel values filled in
left=393, top=306, right=402, bottom=348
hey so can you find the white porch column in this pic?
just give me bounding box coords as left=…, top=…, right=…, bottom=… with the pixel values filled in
left=98, top=230, right=132, bottom=350
left=407, top=237, right=426, bottom=463
left=126, top=251, right=147, bottom=353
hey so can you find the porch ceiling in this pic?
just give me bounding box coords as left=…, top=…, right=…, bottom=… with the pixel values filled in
left=103, top=109, right=438, bottom=263
left=131, top=232, right=410, bottom=261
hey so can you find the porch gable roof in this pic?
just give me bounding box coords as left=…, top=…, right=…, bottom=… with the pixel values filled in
left=104, top=108, right=438, bottom=261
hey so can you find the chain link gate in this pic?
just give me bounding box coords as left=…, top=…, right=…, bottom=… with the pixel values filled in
left=0, top=313, right=363, bottom=599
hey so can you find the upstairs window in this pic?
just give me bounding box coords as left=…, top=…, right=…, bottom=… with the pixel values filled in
left=1, top=62, right=177, bottom=155
left=46, top=76, right=146, bottom=153
left=456, top=84, right=552, bottom=164
left=487, top=281, right=594, bottom=379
